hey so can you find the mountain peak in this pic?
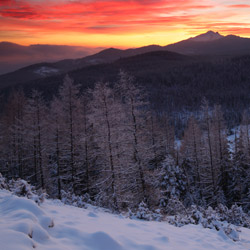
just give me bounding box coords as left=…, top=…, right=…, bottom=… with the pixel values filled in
left=190, top=31, right=223, bottom=42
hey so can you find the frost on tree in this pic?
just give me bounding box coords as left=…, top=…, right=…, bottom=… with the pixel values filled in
left=88, top=82, right=122, bottom=210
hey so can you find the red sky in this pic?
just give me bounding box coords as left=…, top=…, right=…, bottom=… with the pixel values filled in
left=1, top=0, right=250, bottom=47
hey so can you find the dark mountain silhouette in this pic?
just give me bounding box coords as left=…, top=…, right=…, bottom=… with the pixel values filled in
left=165, top=31, right=250, bottom=55
left=52, top=45, right=164, bottom=71
left=0, top=45, right=165, bottom=87
left=189, top=31, right=223, bottom=42
left=2, top=30, right=250, bottom=84
left=0, top=42, right=103, bottom=75
left=2, top=31, right=250, bottom=129
left=1, top=48, right=250, bottom=129
left=0, top=49, right=186, bottom=90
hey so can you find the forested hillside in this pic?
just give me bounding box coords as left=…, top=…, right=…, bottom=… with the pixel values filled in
left=1, top=52, right=250, bottom=131
left=0, top=72, right=249, bottom=213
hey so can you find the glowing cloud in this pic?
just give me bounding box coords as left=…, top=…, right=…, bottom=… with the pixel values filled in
left=0, top=0, right=250, bottom=47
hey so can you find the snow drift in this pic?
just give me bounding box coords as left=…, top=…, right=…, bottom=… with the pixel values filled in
left=0, top=189, right=250, bottom=250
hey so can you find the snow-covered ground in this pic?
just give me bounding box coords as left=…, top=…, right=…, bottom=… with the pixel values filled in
left=0, top=190, right=250, bottom=250
left=34, top=66, right=59, bottom=76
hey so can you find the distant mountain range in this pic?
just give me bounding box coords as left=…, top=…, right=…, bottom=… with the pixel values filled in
left=0, top=42, right=104, bottom=75
left=1, top=31, right=250, bottom=128
left=1, top=31, right=250, bottom=78
left=1, top=30, right=250, bottom=91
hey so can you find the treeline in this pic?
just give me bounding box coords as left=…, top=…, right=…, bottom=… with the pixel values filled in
left=0, top=72, right=249, bottom=212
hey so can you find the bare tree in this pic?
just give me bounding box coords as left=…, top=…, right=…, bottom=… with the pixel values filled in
left=23, top=90, right=48, bottom=190
left=200, top=98, right=218, bottom=206
left=88, top=81, right=123, bottom=209
left=0, top=90, right=26, bottom=178
left=180, top=115, right=203, bottom=204
left=116, top=71, right=158, bottom=207
left=57, top=75, right=83, bottom=194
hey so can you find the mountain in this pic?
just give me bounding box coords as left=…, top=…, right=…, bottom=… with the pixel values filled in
left=2, top=30, right=250, bottom=100
left=2, top=30, right=250, bottom=79
left=0, top=45, right=166, bottom=88
left=189, top=31, right=223, bottom=42
left=1, top=48, right=250, bottom=129
left=52, top=45, right=164, bottom=71
left=2, top=30, right=250, bottom=80
left=0, top=42, right=103, bottom=75
left=165, top=32, right=250, bottom=55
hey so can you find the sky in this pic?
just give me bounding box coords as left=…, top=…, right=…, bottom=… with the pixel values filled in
left=1, top=0, right=250, bottom=48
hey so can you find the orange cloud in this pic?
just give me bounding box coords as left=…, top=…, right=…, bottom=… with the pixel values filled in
left=227, top=4, right=250, bottom=8
left=0, top=0, right=250, bottom=47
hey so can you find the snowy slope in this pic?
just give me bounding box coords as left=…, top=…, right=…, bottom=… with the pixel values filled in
left=190, top=31, right=223, bottom=42
left=34, top=66, right=59, bottom=76
left=0, top=190, right=250, bottom=250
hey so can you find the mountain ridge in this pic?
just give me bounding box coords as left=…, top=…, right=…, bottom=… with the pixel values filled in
left=1, top=31, right=250, bottom=88
left=2, top=31, right=250, bottom=76
left=0, top=42, right=104, bottom=75
left=164, top=32, right=250, bottom=55
left=189, top=31, right=223, bottom=42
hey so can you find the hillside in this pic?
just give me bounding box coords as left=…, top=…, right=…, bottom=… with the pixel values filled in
left=0, top=45, right=165, bottom=87
left=166, top=33, right=250, bottom=55
left=1, top=189, right=250, bottom=250
left=2, top=31, right=250, bottom=128
left=0, top=42, right=102, bottom=75
left=1, top=51, right=250, bottom=128
left=2, top=31, right=250, bottom=85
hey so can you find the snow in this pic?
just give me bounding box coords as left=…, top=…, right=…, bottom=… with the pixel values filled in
left=1, top=190, right=250, bottom=250
left=190, top=31, right=223, bottom=42
left=34, top=66, right=59, bottom=76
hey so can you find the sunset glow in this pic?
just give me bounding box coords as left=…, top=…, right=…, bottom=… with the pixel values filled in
left=1, top=0, right=250, bottom=47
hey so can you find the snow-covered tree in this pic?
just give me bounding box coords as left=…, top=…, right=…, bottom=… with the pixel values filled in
left=180, top=115, right=204, bottom=205
left=211, top=105, right=230, bottom=203
left=88, top=81, right=124, bottom=210
left=0, top=90, right=26, bottom=179
left=23, top=90, right=48, bottom=190
left=229, top=121, right=250, bottom=211
left=116, top=71, right=158, bottom=207
left=56, top=75, right=83, bottom=194
left=159, top=155, right=188, bottom=211
left=200, top=99, right=220, bottom=206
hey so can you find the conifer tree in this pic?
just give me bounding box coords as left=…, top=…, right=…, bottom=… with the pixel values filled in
left=211, top=105, right=230, bottom=203
left=0, top=90, right=26, bottom=178
left=116, top=71, right=158, bottom=207
left=47, top=96, right=64, bottom=198
left=230, top=119, right=250, bottom=210
left=23, top=90, right=48, bottom=190
left=88, top=81, right=123, bottom=209
left=57, top=75, right=83, bottom=194
left=180, top=115, right=203, bottom=204
left=200, top=98, right=218, bottom=206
